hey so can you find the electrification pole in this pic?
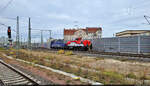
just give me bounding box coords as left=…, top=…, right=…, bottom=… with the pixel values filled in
left=28, top=17, right=31, bottom=50
left=24, top=38, right=25, bottom=48
left=20, top=34, right=22, bottom=48
left=49, top=30, right=52, bottom=39
left=16, top=16, right=20, bottom=58
left=41, top=30, right=43, bottom=47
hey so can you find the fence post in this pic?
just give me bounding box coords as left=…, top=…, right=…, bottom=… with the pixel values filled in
left=138, top=36, right=141, bottom=54
left=118, top=37, right=120, bottom=52
left=104, top=39, right=105, bottom=52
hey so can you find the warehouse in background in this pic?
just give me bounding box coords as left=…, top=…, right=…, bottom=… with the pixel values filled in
left=64, top=27, right=102, bottom=41
left=116, top=30, right=150, bottom=37
left=0, top=36, right=9, bottom=47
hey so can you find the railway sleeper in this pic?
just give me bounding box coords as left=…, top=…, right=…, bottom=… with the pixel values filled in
left=0, top=75, right=21, bottom=79
left=2, top=77, right=24, bottom=82
left=4, top=79, right=28, bottom=84
left=10, top=81, right=29, bottom=85
left=0, top=73, right=20, bottom=76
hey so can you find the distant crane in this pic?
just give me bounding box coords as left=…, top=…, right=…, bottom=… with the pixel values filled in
left=144, top=15, right=150, bottom=25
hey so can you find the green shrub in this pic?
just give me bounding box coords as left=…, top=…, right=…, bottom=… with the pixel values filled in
left=102, top=71, right=124, bottom=83
left=9, top=51, right=14, bottom=55
left=0, top=47, right=5, bottom=50
left=95, top=57, right=104, bottom=61
left=32, top=60, right=38, bottom=64
left=10, top=48, right=16, bottom=51
left=45, top=56, right=51, bottom=60
left=126, top=73, right=137, bottom=79
left=66, top=80, right=71, bottom=84
left=57, top=50, right=65, bottom=54
left=140, top=75, right=150, bottom=80
left=65, top=51, right=73, bottom=56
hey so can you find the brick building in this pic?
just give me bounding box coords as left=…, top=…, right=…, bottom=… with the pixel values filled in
left=64, top=27, right=102, bottom=40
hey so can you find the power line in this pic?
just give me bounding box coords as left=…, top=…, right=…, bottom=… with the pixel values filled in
left=0, top=21, right=21, bottom=34
left=144, top=15, right=150, bottom=25
left=0, top=22, right=8, bottom=27
left=0, top=0, right=14, bottom=13
left=0, top=16, right=16, bottom=20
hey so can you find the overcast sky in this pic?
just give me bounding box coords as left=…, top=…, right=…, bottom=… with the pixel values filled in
left=0, top=0, right=150, bottom=42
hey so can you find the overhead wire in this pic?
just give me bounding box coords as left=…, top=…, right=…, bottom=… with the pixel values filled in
left=144, top=15, right=150, bottom=25
left=0, top=21, right=17, bottom=33
left=0, top=16, right=16, bottom=20
left=0, top=22, right=8, bottom=27
left=0, top=0, right=14, bottom=13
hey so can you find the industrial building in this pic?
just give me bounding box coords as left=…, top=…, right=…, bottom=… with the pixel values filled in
left=0, top=36, right=9, bottom=47
left=116, top=30, right=150, bottom=37
left=64, top=27, right=102, bottom=40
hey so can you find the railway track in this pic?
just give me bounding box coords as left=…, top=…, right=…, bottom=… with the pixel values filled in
left=32, top=48, right=150, bottom=62
left=0, top=60, right=39, bottom=85
left=33, top=48, right=150, bottom=58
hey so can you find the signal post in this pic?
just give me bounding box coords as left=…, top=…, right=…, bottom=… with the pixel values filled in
left=7, top=26, right=12, bottom=48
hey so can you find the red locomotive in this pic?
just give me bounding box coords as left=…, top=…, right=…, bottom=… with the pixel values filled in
left=66, top=37, right=92, bottom=51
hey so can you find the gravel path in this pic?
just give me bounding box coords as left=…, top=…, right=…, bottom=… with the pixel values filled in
left=74, top=52, right=150, bottom=62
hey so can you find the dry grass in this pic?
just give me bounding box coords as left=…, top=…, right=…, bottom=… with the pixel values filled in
left=2, top=49, right=150, bottom=85
left=0, top=47, right=5, bottom=50
left=57, top=50, right=65, bottom=54
left=65, top=51, right=73, bottom=56
left=21, top=50, right=150, bottom=78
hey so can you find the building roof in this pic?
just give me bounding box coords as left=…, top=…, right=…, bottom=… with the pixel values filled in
left=64, top=29, right=77, bottom=35
left=64, top=27, right=102, bottom=35
left=116, top=30, right=150, bottom=36
left=86, top=27, right=102, bottom=33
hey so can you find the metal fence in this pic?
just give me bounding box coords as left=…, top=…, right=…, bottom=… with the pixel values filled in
left=91, top=36, right=150, bottom=54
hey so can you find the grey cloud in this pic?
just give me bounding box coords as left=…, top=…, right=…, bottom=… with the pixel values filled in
left=0, top=0, right=150, bottom=40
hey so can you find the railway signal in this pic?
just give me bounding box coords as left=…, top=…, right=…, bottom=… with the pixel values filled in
left=7, top=26, right=13, bottom=48
left=7, top=26, right=11, bottom=39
